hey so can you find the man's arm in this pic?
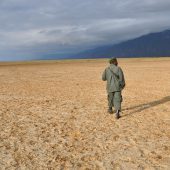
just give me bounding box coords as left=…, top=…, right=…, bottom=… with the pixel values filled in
left=118, top=67, right=125, bottom=89
left=102, top=69, right=107, bottom=81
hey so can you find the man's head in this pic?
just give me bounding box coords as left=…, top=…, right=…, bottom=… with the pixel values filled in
left=109, top=57, right=118, bottom=66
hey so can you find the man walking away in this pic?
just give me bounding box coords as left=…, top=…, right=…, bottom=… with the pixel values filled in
left=102, top=58, right=125, bottom=119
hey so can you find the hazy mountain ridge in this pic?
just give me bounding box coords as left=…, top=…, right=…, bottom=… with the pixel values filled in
left=71, top=30, right=170, bottom=58
left=42, top=30, right=170, bottom=60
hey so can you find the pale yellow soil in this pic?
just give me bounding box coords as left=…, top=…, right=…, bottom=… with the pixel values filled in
left=0, top=58, right=170, bottom=170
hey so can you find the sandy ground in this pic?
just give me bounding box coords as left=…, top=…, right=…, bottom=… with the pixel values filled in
left=0, top=58, right=170, bottom=170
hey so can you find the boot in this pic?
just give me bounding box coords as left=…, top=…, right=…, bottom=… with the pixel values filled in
left=108, top=107, right=113, bottom=114
left=115, top=110, right=121, bottom=119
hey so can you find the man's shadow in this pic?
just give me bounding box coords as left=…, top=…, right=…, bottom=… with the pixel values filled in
left=122, top=96, right=170, bottom=117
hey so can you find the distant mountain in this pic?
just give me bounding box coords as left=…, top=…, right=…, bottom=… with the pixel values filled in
left=71, top=30, right=170, bottom=58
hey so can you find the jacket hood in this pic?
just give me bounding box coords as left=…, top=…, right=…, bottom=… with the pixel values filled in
left=109, top=64, right=119, bottom=76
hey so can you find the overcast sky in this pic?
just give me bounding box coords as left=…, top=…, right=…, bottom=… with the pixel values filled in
left=0, top=0, right=170, bottom=61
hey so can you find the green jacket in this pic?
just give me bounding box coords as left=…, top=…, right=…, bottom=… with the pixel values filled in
left=102, top=64, right=125, bottom=92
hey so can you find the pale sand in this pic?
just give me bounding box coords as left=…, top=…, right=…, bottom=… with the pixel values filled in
left=0, top=58, right=170, bottom=169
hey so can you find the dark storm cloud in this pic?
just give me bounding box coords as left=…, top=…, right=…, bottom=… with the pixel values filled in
left=0, top=0, right=170, bottom=60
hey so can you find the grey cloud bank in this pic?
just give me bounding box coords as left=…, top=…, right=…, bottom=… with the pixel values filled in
left=0, top=0, right=170, bottom=61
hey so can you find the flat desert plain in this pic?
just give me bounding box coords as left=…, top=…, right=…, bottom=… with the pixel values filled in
left=0, top=58, right=170, bottom=170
